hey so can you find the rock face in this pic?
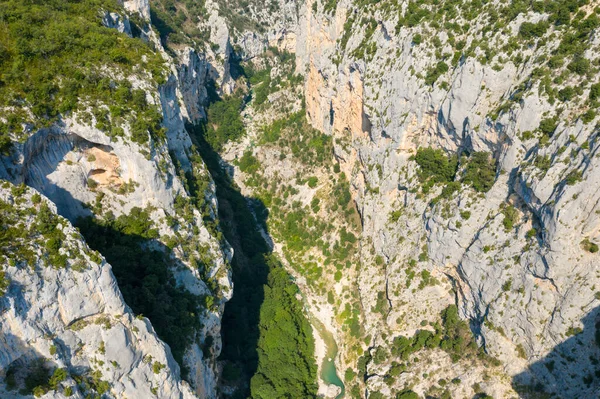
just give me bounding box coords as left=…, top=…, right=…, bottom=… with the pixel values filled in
left=284, top=0, right=600, bottom=397
left=210, top=0, right=600, bottom=397
left=0, top=3, right=233, bottom=398
left=2, top=0, right=600, bottom=398
left=0, top=185, right=200, bottom=399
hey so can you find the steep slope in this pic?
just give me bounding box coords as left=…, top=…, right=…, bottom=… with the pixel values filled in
left=0, top=182, right=197, bottom=398
left=292, top=0, right=600, bottom=397
left=2, top=0, right=600, bottom=398
left=0, top=1, right=233, bottom=397
left=198, top=0, right=600, bottom=397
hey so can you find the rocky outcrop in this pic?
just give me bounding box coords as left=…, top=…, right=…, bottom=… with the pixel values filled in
left=0, top=184, right=197, bottom=398
left=0, top=3, right=233, bottom=398
left=290, top=0, right=600, bottom=397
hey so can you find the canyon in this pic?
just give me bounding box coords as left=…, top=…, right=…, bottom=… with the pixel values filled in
left=1, top=0, right=600, bottom=398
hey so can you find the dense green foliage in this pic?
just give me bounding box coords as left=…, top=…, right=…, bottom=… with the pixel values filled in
left=462, top=152, right=497, bottom=193
left=357, top=305, right=494, bottom=393
left=250, top=261, right=318, bottom=399
left=204, top=96, right=246, bottom=150
left=77, top=208, right=204, bottom=368
left=0, top=183, right=84, bottom=272
left=0, top=0, right=166, bottom=151
left=189, top=122, right=318, bottom=398
left=414, top=148, right=497, bottom=194
left=413, top=148, right=458, bottom=193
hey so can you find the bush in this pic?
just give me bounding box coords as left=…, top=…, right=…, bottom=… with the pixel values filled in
left=414, top=148, right=458, bottom=193
left=539, top=117, right=558, bottom=136
left=425, top=61, right=450, bottom=85
left=568, top=56, right=590, bottom=75
left=565, top=170, right=583, bottom=185
left=519, top=21, right=549, bottom=38
left=462, top=152, right=496, bottom=192
left=205, top=96, right=246, bottom=150
left=590, top=83, right=600, bottom=101
left=558, top=87, right=575, bottom=102
left=239, top=151, right=260, bottom=174
left=501, top=205, right=518, bottom=231
left=397, top=390, right=420, bottom=399
left=581, top=238, right=599, bottom=253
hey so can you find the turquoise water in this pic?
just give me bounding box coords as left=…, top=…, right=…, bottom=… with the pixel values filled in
left=312, top=319, right=345, bottom=398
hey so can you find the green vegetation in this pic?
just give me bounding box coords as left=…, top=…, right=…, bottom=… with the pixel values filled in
left=0, top=185, right=74, bottom=271
left=239, top=151, right=261, bottom=174
left=0, top=0, right=167, bottom=151
left=501, top=205, right=519, bottom=232
left=462, top=152, right=496, bottom=193
left=581, top=238, right=599, bottom=253
left=5, top=359, right=74, bottom=397
left=250, top=261, right=318, bottom=398
left=388, top=305, right=485, bottom=363
left=519, top=21, right=549, bottom=39
left=358, top=305, right=496, bottom=392
left=565, top=170, right=583, bottom=185
left=189, top=120, right=318, bottom=398
left=77, top=207, right=205, bottom=368
left=425, top=61, right=450, bottom=86
left=204, top=96, right=246, bottom=150
left=413, top=148, right=496, bottom=194
left=413, top=148, right=458, bottom=193
left=150, top=0, right=209, bottom=48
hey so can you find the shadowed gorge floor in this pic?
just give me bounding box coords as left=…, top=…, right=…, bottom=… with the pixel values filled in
left=188, top=123, right=318, bottom=398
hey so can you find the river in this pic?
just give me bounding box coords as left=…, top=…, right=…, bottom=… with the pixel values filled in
left=310, top=317, right=346, bottom=398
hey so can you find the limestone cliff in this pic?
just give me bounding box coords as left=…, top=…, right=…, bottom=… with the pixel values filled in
left=0, top=182, right=198, bottom=398
left=293, top=0, right=600, bottom=397
left=0, top=1, right=232, bottom=398
left=211, top=0, right=600, bottom=397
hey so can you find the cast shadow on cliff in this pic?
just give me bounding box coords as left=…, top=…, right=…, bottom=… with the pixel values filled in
left=75, top=215, right=207, bottom=376
left=511, top=306, right=600, bottom=398
left=186, top=122, right=273, bottom=398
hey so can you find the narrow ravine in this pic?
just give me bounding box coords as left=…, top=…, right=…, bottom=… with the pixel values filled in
left=189, top=123, right=318, bottom=398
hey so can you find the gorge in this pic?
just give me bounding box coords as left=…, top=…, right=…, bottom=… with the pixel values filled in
left=1, top=0, right=600, bottom=398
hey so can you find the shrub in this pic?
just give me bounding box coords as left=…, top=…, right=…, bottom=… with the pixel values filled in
left=568, top=56, right=590, bottom=75
left=582, top=109, right=597, bottom=123
left=425, top=61, right=450, bottom=85
left=581, top=238, right=599, bottom=253
left=590, top=83, right=600, bottom=101
left=397, top=390, right=420, bottom=399
left=501, top=205, right=518, bottom=231
left=539, top=117, right=558, bottom=136
left=87, top=178, right=98, bottom=189
left=152, top=362, right=165, bottom=374
left=239, top=151, right=260, bottom=174
left=565, top=170, right=583, bottom=185
left=519, top=21, right=549, bottom=38
left=558, top=87, right=575, bottom=102
left=414, top=147, right=457, bottom=192
left=462, top=152, right=496, bottom=192
left=205, top=96, right=246, bottom=150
